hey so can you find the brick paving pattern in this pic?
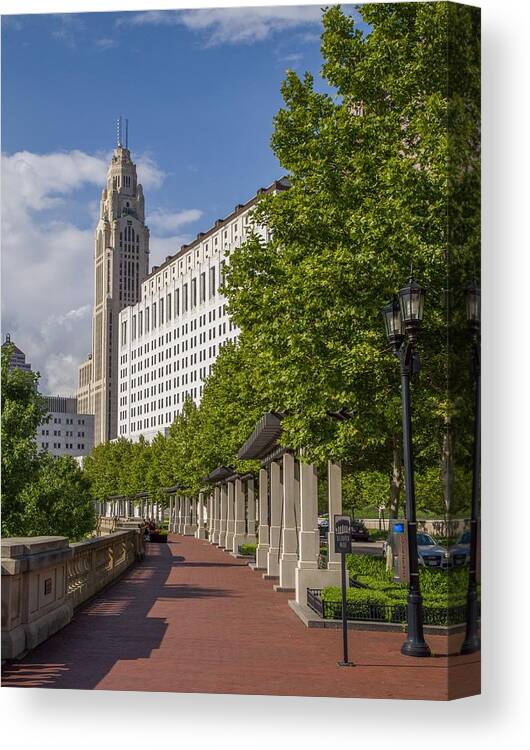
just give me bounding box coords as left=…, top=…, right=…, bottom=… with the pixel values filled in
left=2, top=535, right=480, bottom=699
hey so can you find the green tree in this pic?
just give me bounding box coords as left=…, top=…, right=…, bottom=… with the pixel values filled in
left=18, top=453, right=95, bottom=540
left=222, top=2, right=480, bottom=516
left=1, top=343, right=48, bottom=535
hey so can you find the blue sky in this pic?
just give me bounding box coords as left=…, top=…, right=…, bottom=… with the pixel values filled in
left=1, top=5, right=365, bottom=394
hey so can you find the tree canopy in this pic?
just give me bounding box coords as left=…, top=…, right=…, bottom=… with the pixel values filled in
left=82, top=3, right=479, bottom=520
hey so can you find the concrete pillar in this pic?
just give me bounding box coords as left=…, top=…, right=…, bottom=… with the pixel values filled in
left=196, top=492, right=207, bottom=539
left=218, top=483, right=228, bottom=547
left=278, top=452, right=298, bottom=590
left=327, top=461, right=343, bottom=571
left=225, top=480, right=235, bottom=550
left=295, top=459, right=319, bottom=595
left=212, top=486, right=221, bottom=544
left=246, top=477, right=256, bottom=540
left=208, top=493, right=214, bottom=539
left=183, top=496, right=194, bottom=535
left=188, top=496, right=198, bottom=534
left=232, top=477, right=247, bottom=554
left=179, top=496, right=185, bottom=533
left=255, top=468, right=269, bottom=569
left=266, top=461, right=281, bottom=578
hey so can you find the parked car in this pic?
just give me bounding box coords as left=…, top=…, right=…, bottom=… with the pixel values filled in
left=417, top=532, right=450, bottom=568
left=318, top=516, right=329, bottom=540
left=417, top=533, right=468, bottom=569
left=350, top=520, right=370, bottom=542
left=451, top=530, right=471, bottom=566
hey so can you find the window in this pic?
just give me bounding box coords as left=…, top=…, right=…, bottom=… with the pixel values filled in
left=191, top=278, right=197, bottom=308
left=152, top=302, right=157, bottom=329
left=175, top=289, right=180, bottom=316
left=139, top=310, right=143, bottom=336
left=209, top=267, right=216, bottom=298
left=160, top=297, right=164, bottom=325
left=167, top=293, right=172, bottom=321
left=183, top=283, right=188, bottom=312
left=132, top=315, right=137, bottom=340
left=121, top=320, right=127, bottom=346
left=200, top=272, right=206, bottom=303
left=145, top=306, right=150, bottom=333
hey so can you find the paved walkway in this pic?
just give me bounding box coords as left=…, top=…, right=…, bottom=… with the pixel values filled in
left=2, top=535, right=480, bottom=699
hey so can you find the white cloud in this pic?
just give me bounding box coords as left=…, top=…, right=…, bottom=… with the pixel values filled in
left=148, top=208, right=202, bottom=234
left=1, top=148, right=169, bottom=395
left=117, top=6, right=323, bottom=45
left=149, top=234, right=194, bottom=268
left=95, top=37, right=119, bottom=50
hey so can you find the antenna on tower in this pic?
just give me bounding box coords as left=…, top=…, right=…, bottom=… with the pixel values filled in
left=117, top=115, right=122, bottom=147
left=125, top=118, right=129, bottom=149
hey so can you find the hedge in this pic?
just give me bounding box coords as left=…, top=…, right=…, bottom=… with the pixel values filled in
left=239, top=543, right=257, bottom=557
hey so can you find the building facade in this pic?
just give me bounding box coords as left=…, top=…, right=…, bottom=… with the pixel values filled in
left=2, top=333, right=32, bottom=372
left=117, top=177, right=289, bottom=443
left=37, top=396, right=94, bottom=458
left=77, top=134, right=150, bottom=445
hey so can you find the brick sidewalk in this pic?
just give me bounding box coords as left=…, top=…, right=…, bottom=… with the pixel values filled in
left=1, top=535, right=480, bottom=699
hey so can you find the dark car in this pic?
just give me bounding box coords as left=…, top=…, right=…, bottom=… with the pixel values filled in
left=451, top=530, right=471, bottom=566
left=351, top=520, right=370, bottom=542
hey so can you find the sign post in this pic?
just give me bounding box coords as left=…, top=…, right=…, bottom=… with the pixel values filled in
left=334, top=514, right=354, bottom=667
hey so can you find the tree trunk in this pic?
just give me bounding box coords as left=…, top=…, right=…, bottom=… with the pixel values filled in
left=389, top=435, right=402, bottom=518
left=441, top=421, right=453, bottom=522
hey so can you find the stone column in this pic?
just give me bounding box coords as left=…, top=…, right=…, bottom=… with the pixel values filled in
left=225, top=480, right=235, bottom=550
left=327, top=461, right=343, bottom=571
left=189, top=496, right=198, bottom=535
left=278, top=452, right=298, bottom=590
left=246, top=477, right=256, bottom=540
left=209, top=493, right=214, bottom=539
left=255, top=468, right=269, bottom=569
left=205, top=494, right=211, bottom=538
left=218, top=483, right=228, bottom=548
left=232, top=477, right=247, bottom=554
left=295, top=459, right=319, bottom=602
left=183, top=496, right=193, bottom=535
left=266, top=461, right=281, bottom=578
left=180, top=496, right=186, bottom=534
left=196, top=492, right=207, bottom=539
left=212, top=486, right=221, bottom=544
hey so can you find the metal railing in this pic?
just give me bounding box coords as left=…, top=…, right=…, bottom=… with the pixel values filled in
left=306, top=588, right=478, bottom=627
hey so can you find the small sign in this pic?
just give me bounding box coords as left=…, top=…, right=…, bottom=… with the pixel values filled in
left=44, top=577, right=52, bottom=595
left=334, top=515, right=352, bottom=554
left=391, top=520, right=410, bottom=584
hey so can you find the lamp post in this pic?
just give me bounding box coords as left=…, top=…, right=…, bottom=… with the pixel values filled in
left=382, top=278, right=431, bottom=657
left=461, top=280, right=481, bottom=654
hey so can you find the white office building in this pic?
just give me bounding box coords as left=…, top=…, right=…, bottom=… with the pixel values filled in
left=117, top=177, right=289, bottom=442
left=37, top=396, right=94, bottom=458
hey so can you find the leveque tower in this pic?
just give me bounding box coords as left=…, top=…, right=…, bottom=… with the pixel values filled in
left=77, top=120, right=150, bottom=444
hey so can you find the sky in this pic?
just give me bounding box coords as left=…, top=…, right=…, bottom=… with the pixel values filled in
left=1, top=4, right=365, bottom=395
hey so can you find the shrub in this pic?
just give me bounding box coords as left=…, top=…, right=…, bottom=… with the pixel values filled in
left=239, top=543, right=256, bottom=557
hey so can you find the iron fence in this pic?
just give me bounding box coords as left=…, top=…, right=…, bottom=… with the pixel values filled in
left=306, top=588, right=478, bottom=627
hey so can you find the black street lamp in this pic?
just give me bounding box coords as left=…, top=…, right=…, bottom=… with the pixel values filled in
left=382, top=277, right=431, bottom=658
left=461, top=279, right=481, bottom=654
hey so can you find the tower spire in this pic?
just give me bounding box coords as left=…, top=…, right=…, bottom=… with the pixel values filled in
left=117, top=115, right=122, bottom=148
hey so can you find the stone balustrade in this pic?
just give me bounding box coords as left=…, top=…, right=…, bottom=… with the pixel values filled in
left=2, top=523, right=145, bottom=661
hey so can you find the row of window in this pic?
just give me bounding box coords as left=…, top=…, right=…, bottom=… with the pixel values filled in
left=51, top=417, right=86, bottom=425
left=40, top=442, right=86, bottom=450
left=121, top=267, right=229, bottom=346
left=118, top=390, right=203, bottom=435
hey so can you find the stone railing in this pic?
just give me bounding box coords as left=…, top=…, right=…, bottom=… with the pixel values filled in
left=67, top=528, right=143, bottom=610
left=2, top=523, right=145, bottom=661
